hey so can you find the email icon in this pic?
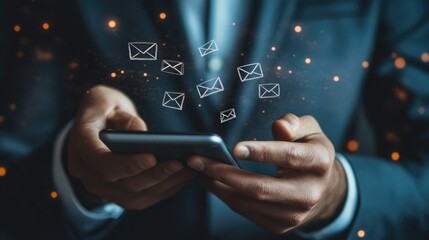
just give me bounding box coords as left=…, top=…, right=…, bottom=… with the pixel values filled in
left=196, top=77, right=224, bottom=98
left=128, top=42, right=158, bottom=60
left=220, top=108, right=236, bottom=123
left=161, top=60, right=184, bottom=75
left=237, top=63, right=264, bottom=81
left=162, top=91, right=185, bottom=110
left=259, top=83, right=280, bottom=98
left=198, top=40, right=218, bottom=57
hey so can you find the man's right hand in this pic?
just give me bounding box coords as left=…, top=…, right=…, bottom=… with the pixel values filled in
left=68, top=85, right=195, bottom=210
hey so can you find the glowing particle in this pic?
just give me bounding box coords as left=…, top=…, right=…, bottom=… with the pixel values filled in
left=9, top=104, right=16, bottom=111
left=271, top=46, right=276, bottom=51
left=50, top=191, right=58, bottom=199
left=357, top=230, right=365, bottom=238
left=362, top=61, right=369, bottom=69
left=347, top=140, right=359, bottom=152
left=198, top=104, right=202, bottom=108
left=143, top=72, right=148, bottom=77
left=393, top=87, right=408, bottom=101
left=421, top=52, right=429, bottom=63
left=14, top=25, right=21, bottom=32
left=120, top=70, right=125, bottom=74
left=294, top=25, right=302, bottom=33
left=288, top=70, right=292, bottom=74
left=0, top=167, right=6, bottom=177
left=394, top=57, right=406, bottom=69
left=333, top=76, right=340, bottom=82
left=262, top=110, right=266, bottom=114
left=232, top=22, right=236, bottom=26
left=159, top=12, right=167, bottom=20
left=418, top=107, right=425, bottom=114
left=391, top=152, right=400, bottom=161
left=42, top=22, right=50, bottom=30
left=108, top=19, right=117, bottom=29
left=110, top=72, right=117, bottom=78
left=276, top=66, right=282, bottom=71
left=305, top=58, right=311, bottom=64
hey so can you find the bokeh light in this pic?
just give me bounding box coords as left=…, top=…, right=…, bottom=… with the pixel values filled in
left=159, top=12, right=167, bottom=20
left=50, top=191, right=58, bottom=199
left=294, top=25, right=302, bottom=33
left=333, top=76, right=340, bottom=82
left=362, top=61, right=369, bottom=69
left=42, top=22, right=50, bottom=30
left=108, top=19, right=117, bottom=29
left=391, top=152, right=400, bottom=161
left=14, top=25, right=21, bottom=32
left=0, top=167, right=6, bottom=177
left=394, top=57, right=406, bottom=69
left=347, top=140, right=359, bottom=152
left=357, top=230, right=365, bottom=238
left=305, top=58, right=311, bottom=64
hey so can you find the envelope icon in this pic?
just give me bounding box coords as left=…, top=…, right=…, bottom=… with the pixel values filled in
left=196, top=77, right=224, bottom=98
left=237, top=63, right=264, bottom=81
left=128, top=42, right=158, bottom=60
left=259, top=83, right=280, bottom=98
left=161, top=60, right=184, bottom=75
left=220, top=108, right=236, bottom=123
left=198, top=40, right=218, bottom=57
left=162, top=91, right=185, bottom=110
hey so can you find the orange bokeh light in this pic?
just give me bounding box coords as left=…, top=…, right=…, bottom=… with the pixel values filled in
left=357, top=230, right=365, bottom=238
left=111, top=72, right=117, bottom=78
left=0, top=167, right=6, bottom=177
left=391, top=152, right=400, bottom=161
left=294, top=25, right=302, bottom=33
left=50, top=191, right=58, bottom=199
left=362, top=61, right=369, bottom=69
left=422, top=52, right=429, bottom=63
left=394, top=57, right=406, bottom=69
left=14, top=25, right=21, bottom=32
left=159, top=12, right=167, bottom=20
left=42, top=22, right=50, bottom=30
left=347, top=140, right=359, bottom=152
left=108, top=19, right=117, bottom=29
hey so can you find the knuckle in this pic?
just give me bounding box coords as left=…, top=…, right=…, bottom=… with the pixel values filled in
left=315, top=146, right=332, bottom=173
left=301, top=191, right=322, bottom=210
left=251, top=181, right=271, bottom=200
left=283, top=113, right=300, bottom=131
left=289, top=213, right=306, bottom=226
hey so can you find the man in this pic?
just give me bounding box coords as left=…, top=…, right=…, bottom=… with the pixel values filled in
left=0, top=0, right=428, bottom=239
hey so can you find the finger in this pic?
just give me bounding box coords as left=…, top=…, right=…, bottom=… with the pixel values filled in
left=145, top=170, right=196, bottom=194
left=232, top=141, right=331, bottom=173
left=188, top=156, right=293, bottom=202
left=106, top=109, right=147, bottom=131
left=117, top=161, right=184, bottom=192
left=272, top=114, right=322, bottom=142
left=84, top=179, right=185, bottom=210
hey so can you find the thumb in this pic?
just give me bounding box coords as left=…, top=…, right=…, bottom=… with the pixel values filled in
left=106, top=109, right=147, bottom=131
left=272, top=113, right=321, bottom=141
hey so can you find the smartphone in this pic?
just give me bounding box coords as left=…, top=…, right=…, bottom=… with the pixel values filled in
left=99, top=129, right=240, bottom=168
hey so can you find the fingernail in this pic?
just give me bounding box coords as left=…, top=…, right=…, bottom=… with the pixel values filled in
left=236, top=145, right=250, bottom=158
left=163, top=162, right=183, bottom=174
left=188, top=157, right=205, bottom=171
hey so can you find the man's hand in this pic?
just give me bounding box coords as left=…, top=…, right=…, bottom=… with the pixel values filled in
left=68, top=85, right=195, bottom=210
left=187, top=114, right=346, bottom=234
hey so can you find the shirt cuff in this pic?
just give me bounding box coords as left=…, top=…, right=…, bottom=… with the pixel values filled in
left=52, top=120, right=125, bottom=237
left=295, top=153, right=358, bottom=239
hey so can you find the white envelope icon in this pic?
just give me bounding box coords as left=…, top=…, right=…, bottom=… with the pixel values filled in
left=259, top=83, right=280, bottom=98
left=220, top=108, right=236, bottom=123
left=161, top=60, right=184, bottom=75
left=128, top=42, right=158, bottom=60
left=237, top=63, right=264, bottom=81
left=162, top=91, right=185, bottom=110
left=198, top=40, right=218, bottom=57
left=196, top=77, right=224, bottom=98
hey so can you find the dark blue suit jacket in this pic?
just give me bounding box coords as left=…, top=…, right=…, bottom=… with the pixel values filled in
left=0, top=0, right=428, bottom=239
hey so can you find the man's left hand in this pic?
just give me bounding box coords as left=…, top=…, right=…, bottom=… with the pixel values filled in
left=187, top=113, right=347, bottom=234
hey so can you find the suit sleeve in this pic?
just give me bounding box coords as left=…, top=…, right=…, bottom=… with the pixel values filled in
left=345, top=0, right=429, bottom=238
